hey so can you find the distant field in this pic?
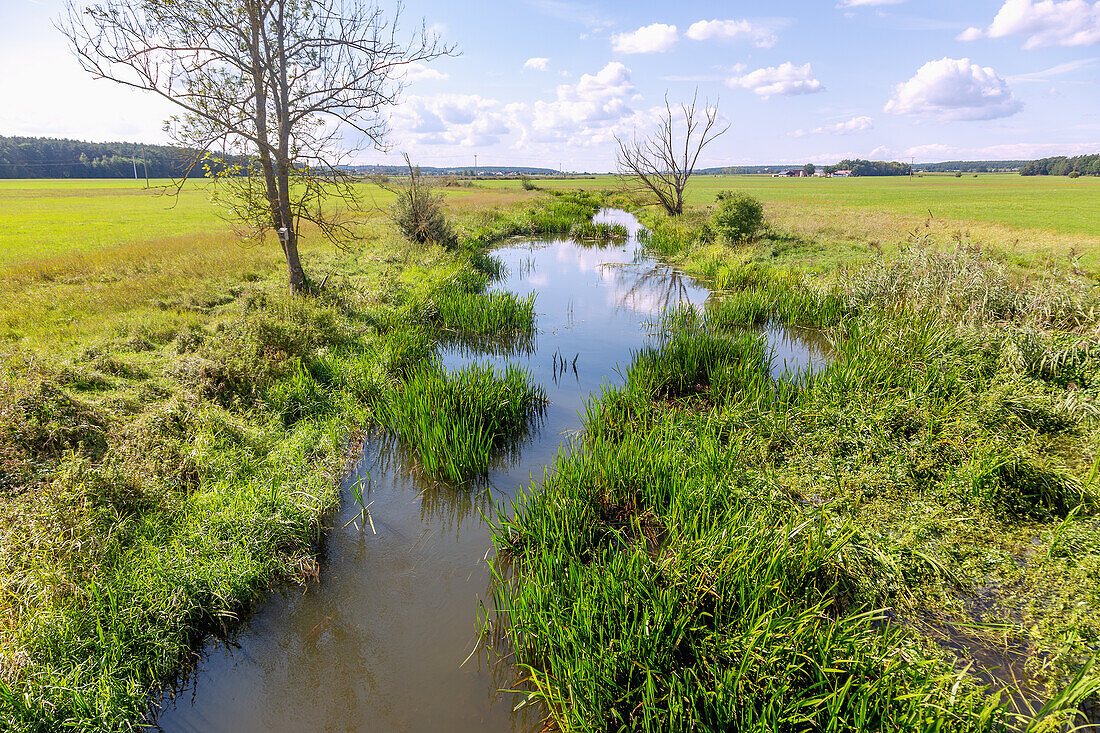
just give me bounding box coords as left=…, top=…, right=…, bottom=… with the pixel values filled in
left=0, top=178, right=537, bottom=265
left=523, top=173, right=1100, bottom=273
left=0, top=179, right=222, bottom=264
left=531, top=173, right=1100, bottom=237
left=3, top=173, right=1098, bottom=275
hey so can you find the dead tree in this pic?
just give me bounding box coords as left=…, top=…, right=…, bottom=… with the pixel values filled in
left=61, top=0, right=454, bottom=294
left=615, top=93, right=728, bottom=216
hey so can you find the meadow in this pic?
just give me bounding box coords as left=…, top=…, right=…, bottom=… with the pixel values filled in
left=528, top=173, right=1100, bottom=272
left=1, top=173, right=1099, bottom=730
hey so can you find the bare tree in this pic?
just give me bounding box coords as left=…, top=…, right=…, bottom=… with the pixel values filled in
left=61, top=0, right=455, bottom=294
left=615, top=93, right=728, bottom=216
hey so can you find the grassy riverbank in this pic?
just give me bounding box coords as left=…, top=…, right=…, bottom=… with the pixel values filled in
left=3, top=174, right=1099, bottom=730
left=0, top=185, right=599, bottom=730
left=491, top=197, right=1100, bottom=730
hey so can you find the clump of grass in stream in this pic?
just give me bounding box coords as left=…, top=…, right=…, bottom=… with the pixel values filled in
left=380, top=363, right=545, bottom=483
left=627, top=328, right=773, bottom=406
left=568, top=221, right=629, bottom=242
left=460, top=190, right=604, bottom=245
left=436, top=289, right=536, bottom=339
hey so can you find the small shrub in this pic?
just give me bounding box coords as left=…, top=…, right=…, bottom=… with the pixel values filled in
left=711, top=191, right=766, bottom=244
left=389, top=163, right=457, bottom=247
left=1069, top=171, right=1081, bottom=179
left=520, top=174, right=537, bottom=191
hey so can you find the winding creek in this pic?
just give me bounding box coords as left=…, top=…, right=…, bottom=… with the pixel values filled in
left=151, top=209, right=825, bottom=731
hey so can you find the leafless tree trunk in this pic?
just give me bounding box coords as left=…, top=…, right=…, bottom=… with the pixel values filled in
left=615, top=93, right=728, bottom=216
left=61, top=0, right=455, bottom=294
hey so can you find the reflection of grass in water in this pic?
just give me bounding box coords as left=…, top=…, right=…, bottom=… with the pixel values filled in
left=439, top=330, right=537, bottom=360
left=379, top=363, right=545, bottom=483
left=345, top=474, right=375, bottom=534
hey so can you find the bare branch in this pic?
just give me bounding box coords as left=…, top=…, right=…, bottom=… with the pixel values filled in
left=614, top=91, right=728, bottom=216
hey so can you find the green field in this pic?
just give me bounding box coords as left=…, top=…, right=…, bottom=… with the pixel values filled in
left=4, top=174, right=1097, bottom=268
left=530, top=173, right=1100, bottom=236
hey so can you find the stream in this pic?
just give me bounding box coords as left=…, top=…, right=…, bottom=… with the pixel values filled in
left=151, top=209, right=825, bottom=732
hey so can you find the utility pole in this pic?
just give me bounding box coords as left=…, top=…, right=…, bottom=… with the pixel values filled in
left=132, top=155, right=138, bottom=180
left=143, top=148, right=149, bottom=188
left=474, top=154, right=478, bottom=179
left=910, top=156, right=914, bottom=183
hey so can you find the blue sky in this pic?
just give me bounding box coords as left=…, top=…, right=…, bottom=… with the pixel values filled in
left=1, top=0, right=1098, bottom=170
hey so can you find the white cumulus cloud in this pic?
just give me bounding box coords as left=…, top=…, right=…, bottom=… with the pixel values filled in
left=885, top=57, right=1022, bottom=120
left=880, top=141, right=1100, bottom=161
left=727, top=63, right=824, bottom=98
left=403, top=63, right=449, bottom=82
left=611, top=23, right=678, bottom=54
left=684, top=19, right=777, bottom=48
left=524, top=57, right=550, bottom=71
left=793, top=115, right=874, bottom=136
left=958, top=0, right=1100, bottom=48
left=391, top=94, right=510, bottom=147
left=515, top=61, right=648, bottom=146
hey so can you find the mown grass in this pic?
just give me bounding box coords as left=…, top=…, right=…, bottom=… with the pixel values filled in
left=0, top=184, right=600, bottom=731
left=491, top=199, right=1100, bottom=730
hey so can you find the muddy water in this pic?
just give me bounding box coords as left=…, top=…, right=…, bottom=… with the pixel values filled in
left=151, top=210, right=822, bottom=732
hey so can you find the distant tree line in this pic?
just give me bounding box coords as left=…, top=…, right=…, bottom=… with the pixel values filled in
left=914, top=160, right=1026, bottom=173
left=824, top=159, right=911, bottom=176
left=1019, top=154, right=1100, bottom=177
left=0, top=136, right=230, bottom=178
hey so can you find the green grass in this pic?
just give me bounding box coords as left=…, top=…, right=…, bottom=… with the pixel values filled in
left=568, top=220, right=629, bottom=241
left=491, top=205, right=1100, bottom=731
left=379, top=362, right=546, bottom=483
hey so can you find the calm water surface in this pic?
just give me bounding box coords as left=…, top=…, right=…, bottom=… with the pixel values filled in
left=151, top=210, right=824, bottom=732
